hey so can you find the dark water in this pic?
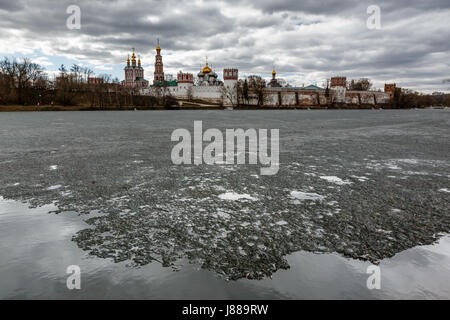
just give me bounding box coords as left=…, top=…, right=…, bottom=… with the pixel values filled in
left=0, top=110, right=449, bottom=299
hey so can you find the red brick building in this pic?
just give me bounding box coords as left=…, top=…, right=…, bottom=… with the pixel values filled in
left=384, top=83, right=397, bottom=99
left=88, top=77, right=104, bottom=85
left=330, top=77, right=347, bottom=88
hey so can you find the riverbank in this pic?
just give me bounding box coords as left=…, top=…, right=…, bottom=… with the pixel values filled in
left=0, top=104, right=446, bottom=112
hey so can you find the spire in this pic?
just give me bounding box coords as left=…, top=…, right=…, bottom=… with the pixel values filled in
left=202, top=56, right=212, bottom=73
left=138, top=55, right=141, bottom=67
left=272, top=65, right=276, bottom=79
left=156, top=38, right=161, bottom=52
left=131, top=48, right=136, bottom=66
left=127, top=54, right=130, bottom=67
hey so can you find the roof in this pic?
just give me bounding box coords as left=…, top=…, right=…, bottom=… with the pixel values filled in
left=303, top=84, right=324, bottom=90
left=151, top=80, right=178, bottom=87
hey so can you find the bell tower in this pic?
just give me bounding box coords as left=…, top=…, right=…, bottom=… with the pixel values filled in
left=154, top=39, right=165, bottom=85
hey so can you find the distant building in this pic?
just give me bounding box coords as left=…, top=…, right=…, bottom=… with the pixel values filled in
left=154, top=39, right=164, bottom=85
left=88, top=77, right=104, bottom=85
left=330, top=77, right=347, bottom=88
left=137, top=38, right=391, bottom=107
left=267, top=67, right=282, bottom=88
left=123, top=48, right=149, bottom=88
left=197, top=59, right=220, bottom=86
left=165, top=74, right=175, bottom=82
left=384, top=83, right=397, bottom=99
left=303, top=84, right=324, bottom=91
left=177, top=72, right=194, bottom=84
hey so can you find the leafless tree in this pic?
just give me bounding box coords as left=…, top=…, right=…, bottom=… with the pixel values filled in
left=0, top=57, right=45, bottom=105
left=248, top=76, right=267, bottom=106
left=348, top=78, right=373, bottom=91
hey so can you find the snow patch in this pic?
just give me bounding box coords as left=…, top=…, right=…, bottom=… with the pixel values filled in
left=218, top=192, right=257, bottom=201
left=46, top=185, right=62, bottom=190
left=290, top=191, right=325, bottom=202
left=320, top=176, right=352, bottom=185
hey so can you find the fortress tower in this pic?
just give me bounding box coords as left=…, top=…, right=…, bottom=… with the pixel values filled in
left=330, top=77, right=347, bottom=88
left=384, top=83, right=397, bottom=100
left=177, top=72, right=194, bottom=84
left=223, top=68, right=238, bottom=88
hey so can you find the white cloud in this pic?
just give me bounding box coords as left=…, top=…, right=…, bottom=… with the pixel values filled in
left=0, top=0, right=449, bottom=93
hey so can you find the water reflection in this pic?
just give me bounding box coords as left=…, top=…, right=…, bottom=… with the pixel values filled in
left=1, top=197, right=449, bottom=299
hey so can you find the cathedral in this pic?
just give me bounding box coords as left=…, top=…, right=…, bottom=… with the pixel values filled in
left=197, top=59, right=220, bottom=86
left=123, top=48, right=149, bottom=88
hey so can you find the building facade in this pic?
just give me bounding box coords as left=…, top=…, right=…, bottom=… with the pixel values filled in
left=133, top=39, right=393, bottom=107
left=384, top=83, right=397, bottom=99
left=123, top=49, right=149, bottom=88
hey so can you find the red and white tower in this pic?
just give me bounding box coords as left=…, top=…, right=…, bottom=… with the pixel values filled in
left=153, top=39, right=164, bottom=85
left=223, top=68, right=238, bottom=89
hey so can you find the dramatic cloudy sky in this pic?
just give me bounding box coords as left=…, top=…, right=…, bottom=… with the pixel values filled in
left=1, top=0, right=449, bottom=92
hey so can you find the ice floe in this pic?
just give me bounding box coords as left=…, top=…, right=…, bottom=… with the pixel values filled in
left=218, top=192, right=257, bottom=201
left=320, top=176, right=352, bottom=185
left=46, top=185, right=62, bottom=190
left=290, top=191, right=325, bottom=202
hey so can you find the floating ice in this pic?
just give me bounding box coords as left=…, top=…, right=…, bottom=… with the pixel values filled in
left=320, top=176, right=352, bottom=185
left=218, top=192, right=257, bottom=201
left=46, top=185, right=62, bottom=190
left=49, top=165, right=58, bottom=170
left=438, top=188, right=450, bottom=193
left=350, top=175, right=369, bottom=182
left=290, top=191, right=325, bottom=202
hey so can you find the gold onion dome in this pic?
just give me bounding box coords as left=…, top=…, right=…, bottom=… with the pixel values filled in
left=202, top=62, right=212, bottom=74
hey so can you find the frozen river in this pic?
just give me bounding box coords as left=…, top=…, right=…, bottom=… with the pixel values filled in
left=0, top=109, right=449, bottom=299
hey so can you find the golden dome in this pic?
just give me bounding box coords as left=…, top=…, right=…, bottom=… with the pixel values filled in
left=202, top=62, right=212, bottom=74
left=272, top=68, right=276, bottom=76
left=156, top=39, right=161, bottom=51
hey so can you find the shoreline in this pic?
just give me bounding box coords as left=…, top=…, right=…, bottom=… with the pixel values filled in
left=0, top=104, right=446, bottom=112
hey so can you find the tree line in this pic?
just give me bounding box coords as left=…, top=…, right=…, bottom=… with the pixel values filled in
left=0, top=57, right=175, bottom=108
left=1, top=57, right=448, bottom=108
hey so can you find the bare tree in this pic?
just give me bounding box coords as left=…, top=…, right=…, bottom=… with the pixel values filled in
left=348, top=78, right=373, bottom=91
left=221, top=82, right=238, bottom=107
left=248, top=75, right=267, bottom=106
left=0, top=57, right=45, bottom=105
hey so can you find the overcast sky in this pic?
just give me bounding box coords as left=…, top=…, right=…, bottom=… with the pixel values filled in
left=0, top=0, right=449, bottom=92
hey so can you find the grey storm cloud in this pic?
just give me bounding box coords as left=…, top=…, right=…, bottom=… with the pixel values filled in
left=0, top=0, right=449, bottom=92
